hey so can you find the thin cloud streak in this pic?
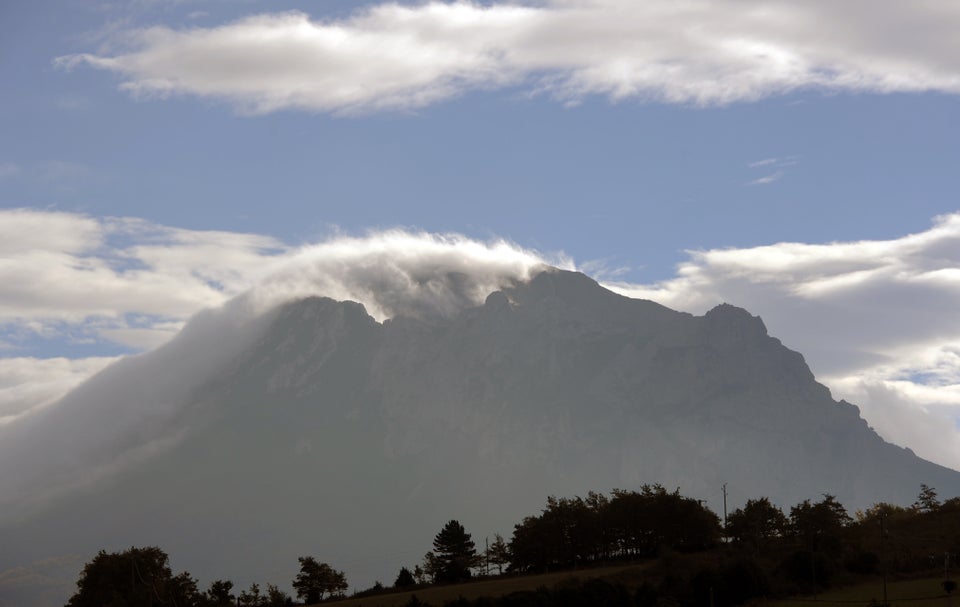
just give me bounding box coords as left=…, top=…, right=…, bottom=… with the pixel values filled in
left=56, top=1, right=960, bottom=114
left=749, top=171, right=784, bottom=185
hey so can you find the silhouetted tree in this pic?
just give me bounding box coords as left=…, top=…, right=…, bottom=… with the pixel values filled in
left=422, top=551, right=441, bottom=584
left=413, top=564, right=427, bottom=585
left=206, top=579, right=236, bottom=605
left=509, top=516, right=554, bottom=572
left=854, top=501, right=909, bottom=523
left=395, top=566, right=416, bottom=588
left=292, top=556, right=347, bottom=602
left=238, top=582, right=263, bottom=606
left=790, top=494, right=851, bottom=555
left=432, top=520, right=478, bottom=583
left=605, top=485, right=720, bottom=557
left=66, top=546, right=205, bottom=607
left=264, top=584, right=291, bottom=607
left=913, top=484, right=940, bottom=512
left=485, top=534, right=511, bottom=574
left=727, top=497, right=788, bottom=554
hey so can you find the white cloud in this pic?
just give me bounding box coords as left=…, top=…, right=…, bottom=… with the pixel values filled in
left=749, top=171, right=784, bottom=185
left=56, top=1, right=960, bottom=114
left=0, top=226, right=569, bottom=520
left=746, top=155, right=799, bottom=185
left=606, top=212, right=960, bottom=470
left=250, top=230, right=569, bottom=321
left=0, top=357, right=118, bottom=424
left=0, top=208, right=287, bottom=347
left=0, top=216, right=566, bottom=434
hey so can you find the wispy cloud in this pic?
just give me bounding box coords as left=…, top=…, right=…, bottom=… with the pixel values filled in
left=746, top=155, right=800, bottom=185
left=748, top=171, right=784, bottom=186
left=56, top=1, right=960, bottom=115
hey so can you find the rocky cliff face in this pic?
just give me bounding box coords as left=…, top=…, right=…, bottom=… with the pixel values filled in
left=2, top=269, right=958, bottom=606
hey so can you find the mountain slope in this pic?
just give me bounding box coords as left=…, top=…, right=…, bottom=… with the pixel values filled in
left=2, top=269, right=958, bottom=606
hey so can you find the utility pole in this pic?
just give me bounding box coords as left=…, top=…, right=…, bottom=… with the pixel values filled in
left=722, top=483, right=728, bottom=541
left=485, top=537, right=490, bottom=577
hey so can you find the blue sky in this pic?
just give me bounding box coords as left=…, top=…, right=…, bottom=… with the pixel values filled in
left=2, top=1, right=960, bottom=468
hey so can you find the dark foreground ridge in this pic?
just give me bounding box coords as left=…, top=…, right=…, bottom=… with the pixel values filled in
left=63, top=484, right=960, bottom=607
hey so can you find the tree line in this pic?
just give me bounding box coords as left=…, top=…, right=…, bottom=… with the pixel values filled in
left=66, top=484, right=960, bottom=606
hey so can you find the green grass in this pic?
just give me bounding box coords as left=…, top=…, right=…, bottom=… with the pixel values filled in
left=768, top=577, right=954, bottom=607
left=314, top=563, right=650, bottom=607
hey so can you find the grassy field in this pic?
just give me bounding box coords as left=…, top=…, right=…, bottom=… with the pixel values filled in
left=314, top=569, right=954, bottom=607
left=767, top=577, right=954, bottom=607
left=315, top=563, right=649, bottom=607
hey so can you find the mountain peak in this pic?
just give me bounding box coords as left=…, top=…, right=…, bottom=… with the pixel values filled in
left=3, top=272, right=959, bottom=607
left=704, top=302, right=768, bottom=339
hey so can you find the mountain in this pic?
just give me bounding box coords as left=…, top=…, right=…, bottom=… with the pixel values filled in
left=2, top=268, right=958, bottom=606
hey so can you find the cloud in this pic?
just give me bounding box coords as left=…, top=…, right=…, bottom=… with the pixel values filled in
left=0, top=357, right=118, bottom=424
left=0, top=211, right=564, bottom=355
left=0, top=208, right=287, bottom=350
left=605, top=212, right=960, bottom=470
left=250, top=230, right=569, bottom=321
left=746, top=155, right=799, bottom=185
left=0, top=225, right=567, bottom=520
left=56, top=0, right=960, bottom=114
left=748, top=171, right=784, bottom=185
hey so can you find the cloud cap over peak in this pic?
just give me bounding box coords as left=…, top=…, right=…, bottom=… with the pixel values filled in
left=249, top=230, right=569, bottom=321
left=57, top=0, right=960, bottom=114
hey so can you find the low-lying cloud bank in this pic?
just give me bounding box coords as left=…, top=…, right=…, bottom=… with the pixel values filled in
left=3, top=208, right=960, bottom=475
left=57, top=0, right=960, bottom=114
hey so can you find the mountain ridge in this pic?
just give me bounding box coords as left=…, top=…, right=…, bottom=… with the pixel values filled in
left=1, top=268, right=957, bottom=606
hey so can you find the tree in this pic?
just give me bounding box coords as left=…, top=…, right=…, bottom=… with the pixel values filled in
left=412, top=564, right=427, bottom=585
left=238, top=582, right=263, bottom=606
left=264, top=584, right=291, bottom=607
left=727, top=497, right=788, bottom=554
left=206, top=579, right=236, bottom=605
left=421, top=552, right=442, bottom=584
left=395, top=567, right=416, bottom=589
left=293, top=556, right=348, bottom=603
left=913, top=484, right=940, bottom=513
left=486, top=534, right=511, bottom=575
left=790, top=494, right=851, bottom=555
left=431, top=520, right=478, bottom=583
left=66, top=546, right=204, bottom=607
